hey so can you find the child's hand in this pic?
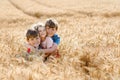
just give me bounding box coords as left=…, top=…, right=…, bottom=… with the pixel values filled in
left=45, top=53, right=51, bottom=56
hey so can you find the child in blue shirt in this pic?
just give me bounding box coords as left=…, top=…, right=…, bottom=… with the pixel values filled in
left=51, top=34, right=60, bottom=45
left=45, top=18, right=60, bottom=45
left=45, top=18, right=60, bottom=58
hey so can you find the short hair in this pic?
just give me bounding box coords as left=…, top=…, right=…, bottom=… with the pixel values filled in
left=26, top=29, right=38, bottom=40
left=45, top=18, right=58, bottom=30
left=32, top=22, right=45, bottom=32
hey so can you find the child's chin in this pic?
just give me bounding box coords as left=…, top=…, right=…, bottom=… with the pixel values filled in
left=48, top=34, right=53, bottom=37
left=41, top=36, right=46, bottom=38
left=34, top=44, right=39, bottom=47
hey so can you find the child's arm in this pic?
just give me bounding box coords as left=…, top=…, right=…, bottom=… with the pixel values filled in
left=53, top=34, right=60, bottom=45
left=46, top=37, right=53, bottom=49
left=42, top=43, right=57, bottom=53
left=41, top=35, right=60, bottom=53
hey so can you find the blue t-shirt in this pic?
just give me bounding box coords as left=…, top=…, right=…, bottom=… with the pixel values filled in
left=52, top=34, right=60, bottom=45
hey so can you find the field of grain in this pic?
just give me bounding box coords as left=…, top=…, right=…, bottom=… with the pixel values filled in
left=0, top=0, right=120, bottom=80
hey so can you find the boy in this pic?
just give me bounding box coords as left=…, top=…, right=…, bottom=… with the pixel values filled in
left=44, top=18, right=60, bottom=58
left=24, top=29, right=44, bottom=60
left=26, top=29, right=40, bottom=50
left=45, top=18, right=60, bottom=45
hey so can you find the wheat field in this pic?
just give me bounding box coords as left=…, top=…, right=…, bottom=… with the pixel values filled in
left=0, top=0, right=120, bottom=80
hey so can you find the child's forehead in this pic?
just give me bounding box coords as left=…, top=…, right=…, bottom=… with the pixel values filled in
left=28, top=37, right=35, bottom=40
left=46, top=26, right=56, bottom=29
left=38, top=27, right=45, bottom=30
left=29, top=36, right=39, bottom=39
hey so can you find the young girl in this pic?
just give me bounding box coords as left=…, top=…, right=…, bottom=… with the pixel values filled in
left=33, top=22, right=54, bottom=60
left=33, top=22, right=53, bottom=49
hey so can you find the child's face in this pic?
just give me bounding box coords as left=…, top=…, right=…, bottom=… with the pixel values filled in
left=38, top=27, right=46, bottom=38
left=46, top=26, right=57, bottom=37
left=27, top=36, right=40, bottom=47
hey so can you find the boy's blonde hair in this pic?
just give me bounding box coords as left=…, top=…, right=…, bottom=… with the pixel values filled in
left=45, top=18, right=58, bottom=30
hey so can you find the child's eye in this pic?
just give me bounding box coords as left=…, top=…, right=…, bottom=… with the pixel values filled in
left=52, top=28, right=55, bottom=31
left=39, top=30, right=41, bottom=32
left=36, top=37, right=39, bottom=39
left=46, top=27, right=49, bottom=29
left=31, top=38, right=34, bottom=40
left=43, top=29, right=46, bottom=31
left=46, top=27, right=48, bottom=29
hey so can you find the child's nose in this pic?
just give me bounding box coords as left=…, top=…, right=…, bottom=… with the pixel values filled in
left=37, top=39, right=39, bottom=42
left=49, top=29, right=52, bottom=32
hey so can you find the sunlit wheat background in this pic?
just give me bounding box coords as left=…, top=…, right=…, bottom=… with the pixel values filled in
left=0, top=0, right=120, bottom=80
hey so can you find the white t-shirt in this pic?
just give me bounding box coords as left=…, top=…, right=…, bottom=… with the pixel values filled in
left=41, top=37, right=53, bottom=49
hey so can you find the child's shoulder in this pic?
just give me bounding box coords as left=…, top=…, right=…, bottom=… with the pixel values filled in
left=24, top=42, right=35, bottom=50
left=53, top=34, right=60, bottom=38
left=46, top=36, right=53, bottom=42
left=46, top=36, right=52, bottom=39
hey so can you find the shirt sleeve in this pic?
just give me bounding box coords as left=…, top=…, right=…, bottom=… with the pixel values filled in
left=54, top=35, right=60, bottom=45
left=46, top=37, right=53, bottom=49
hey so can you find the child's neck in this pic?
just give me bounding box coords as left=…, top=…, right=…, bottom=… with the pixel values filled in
left=41, top=37, right=45, bottom=42
left=27, top=43, right=37, bottom=49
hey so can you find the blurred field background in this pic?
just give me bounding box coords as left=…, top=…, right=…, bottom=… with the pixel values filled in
left=0, top=0, right=120, bottom=80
